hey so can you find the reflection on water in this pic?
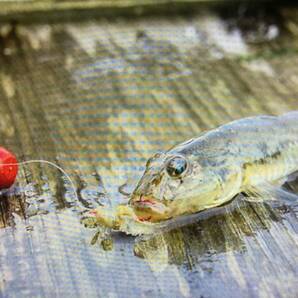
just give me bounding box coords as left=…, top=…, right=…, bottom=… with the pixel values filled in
left=78, top=173, right=298, bottom=272
left=83, top=192, right=297, bottom=272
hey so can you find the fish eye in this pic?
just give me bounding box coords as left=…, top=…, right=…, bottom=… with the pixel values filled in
left=166, top=156, right=188, bottom=178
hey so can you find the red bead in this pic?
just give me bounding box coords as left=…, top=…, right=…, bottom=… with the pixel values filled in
left=0, top=147, right=18, bottom=190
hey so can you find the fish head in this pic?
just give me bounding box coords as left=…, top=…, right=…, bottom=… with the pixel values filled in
left=129, top=151, right=222, bottom=222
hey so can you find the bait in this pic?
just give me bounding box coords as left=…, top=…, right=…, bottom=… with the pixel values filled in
left=90, top=111, right=298, bottom=235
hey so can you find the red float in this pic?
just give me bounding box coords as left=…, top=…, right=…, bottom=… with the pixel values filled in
left=0, top=147, right=18, bottom=190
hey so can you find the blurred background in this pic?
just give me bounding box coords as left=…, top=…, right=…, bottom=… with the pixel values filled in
left=0, top=1, right=297, bottom=297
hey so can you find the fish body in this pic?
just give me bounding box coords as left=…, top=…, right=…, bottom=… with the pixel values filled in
left=91, top=111, right=298, bottom=233
left=129, top=111, right=298, bottom=222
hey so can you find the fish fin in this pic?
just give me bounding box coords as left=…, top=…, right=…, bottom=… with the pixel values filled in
left=243, top=182, right=298, bottom=206
left=242, top=184, right=272, bottom=202
left=270, top=186, right=298, bottom=204
left=242, top=195, right=264, bottom=203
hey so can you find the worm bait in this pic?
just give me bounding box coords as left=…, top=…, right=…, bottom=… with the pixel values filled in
left=89, top=111, right=298, bottom=235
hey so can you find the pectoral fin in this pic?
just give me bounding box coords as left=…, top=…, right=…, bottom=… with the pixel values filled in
left=243, top=182, right=298, bottom=206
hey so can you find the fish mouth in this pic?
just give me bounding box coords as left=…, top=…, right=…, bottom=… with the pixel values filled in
left=130, top=195, right=169, bottom=222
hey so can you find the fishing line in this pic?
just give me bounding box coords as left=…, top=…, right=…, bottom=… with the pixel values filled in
left=0, top=160, right=78, bottom=201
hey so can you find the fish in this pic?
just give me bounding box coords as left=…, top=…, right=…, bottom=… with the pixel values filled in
left=88, top=111, right=298, bottom=235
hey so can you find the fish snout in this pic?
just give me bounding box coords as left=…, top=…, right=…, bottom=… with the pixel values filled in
left=129, top=194, right=170, bottom=222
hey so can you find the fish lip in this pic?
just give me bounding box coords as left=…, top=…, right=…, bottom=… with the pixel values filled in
left=131, top=194, right=157, bottom=207
left=131, top=194, right=167, bottom=213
